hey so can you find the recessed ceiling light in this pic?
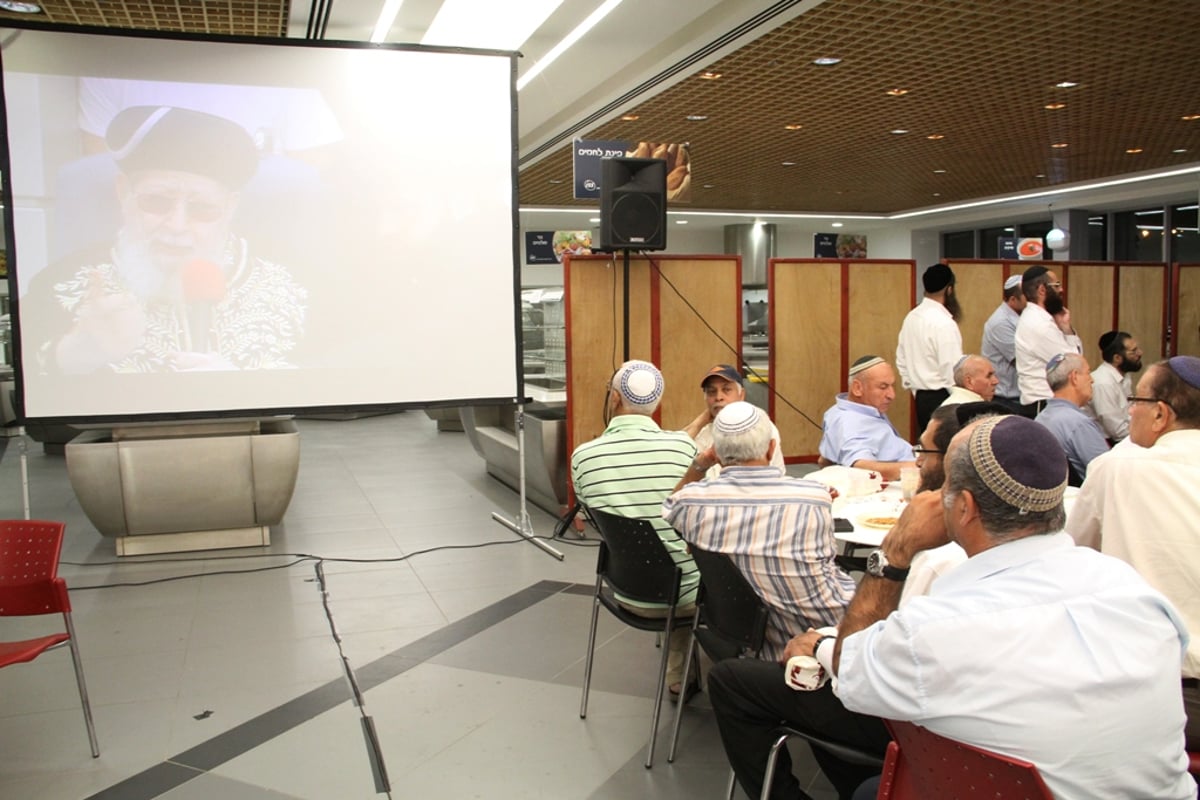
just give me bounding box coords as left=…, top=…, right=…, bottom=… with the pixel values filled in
left=699, top=71, right=721, bottom=80
left=686, top=114, right=709, bottom=121
left=926, top=134, right=944, bottom=140
left=831, top=222, right=844, bottom=228
left=620, top=114, right=639, bottom=121
left=1174, top=148, right=1189, bottom=153
left=885, top=88, right=909, bottom=96
left=890, top=129, right=909, bottom=135
left=0, top=0, right=42, bottom=10
left=548, top=179, right=563, bottom=184
left=702, top=184, right=715, bottom=189
left=812, top=57, right=841, bottom=66
left=1051, top=142, right=1069, bottom=148
left=781, top=161, right=796, bottom=166
left=1182, top=114, right=1200, bottom=121
left=784, top=124, right=803, bottom=130
left=1055, top=81, right=1078, bottom=88
left=933, top=169, right=947, bottom=174
left=589, top=217, right=601, bottom=223
left=675, top=219, right=689, bottom=225
left=1004, top=227, right=1015, bottom=233
left=1126, top=148, right=1144, bottom=154
left=1044, top=102, right=1066, bottom=110
left=1035, top=173, right=1047, bottom=178
left=933, top=192, right=942, bottom=197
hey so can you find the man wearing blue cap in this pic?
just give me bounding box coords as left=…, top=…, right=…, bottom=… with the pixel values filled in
left=684, top=364, right=785, bottom=479
left=1069, top=355, right=1200, bottom=754
left=980, top=274, right=1026, bottom=410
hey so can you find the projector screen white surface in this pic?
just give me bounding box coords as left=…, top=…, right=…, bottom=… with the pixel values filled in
left=0, top=27, right=521, bottom=421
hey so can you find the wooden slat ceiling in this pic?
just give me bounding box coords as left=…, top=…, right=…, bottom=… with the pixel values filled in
left=4, top=0, right=1198, bottom=215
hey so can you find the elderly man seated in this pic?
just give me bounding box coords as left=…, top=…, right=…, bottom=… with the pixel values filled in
left=664, top=401, right=855, bottom=663
left=818, top=355, right=915, bottom=481
left=799, top=415, right=1193, bottom=800
left=940, top=354, right=999, bottom=405
left=570, top=359, right=698, bottom=700
left=1034, top=352, right=1109, bottom=484
left=1068, top=355, right=1200, bottom=754
left=684, top=364, right=784, bottom=478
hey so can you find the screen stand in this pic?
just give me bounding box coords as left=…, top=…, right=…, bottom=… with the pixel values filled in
left=492, top=401, right=563, bottom=561
left=17, top=426, right=32, bottom=520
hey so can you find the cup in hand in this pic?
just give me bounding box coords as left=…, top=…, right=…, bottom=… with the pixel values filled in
left=784, top=655, right=828, bottom=691
left=900, top=466, right=920, bottom=501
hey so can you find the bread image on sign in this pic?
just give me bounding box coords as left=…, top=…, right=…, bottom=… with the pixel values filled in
left=627, top=141, right=692, bottom=203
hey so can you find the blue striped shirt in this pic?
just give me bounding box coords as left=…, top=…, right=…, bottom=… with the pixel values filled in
left=662, top=465, right=856, bottom=661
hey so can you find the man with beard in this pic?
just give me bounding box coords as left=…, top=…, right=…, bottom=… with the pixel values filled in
left=1083, top=330, right=1142, bottom=442
left=26, top=105, right=306, bottom=373
left=1013, top=265, right=1082, bottom=415
left=683, top=364, right=784, bottom=479
left=895, top=264, right=963, bottom=432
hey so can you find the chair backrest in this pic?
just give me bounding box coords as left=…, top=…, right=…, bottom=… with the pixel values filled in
left=879, top=719, right=1054, bottom=800
left=687, top=544, right=768, bottom=655
left=0, top=520, right=71, bottom=617
left=584, top=506, right=681, bottom=605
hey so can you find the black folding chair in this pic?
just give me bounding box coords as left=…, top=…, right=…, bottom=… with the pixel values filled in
left=578, top=505, right=694, bottom=768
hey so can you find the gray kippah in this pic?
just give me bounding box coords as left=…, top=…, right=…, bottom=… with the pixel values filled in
left=849, top=355, right=885, bottom=377
left=612, top=360, right=663, bottom=410
left=713, top=401, right=762, bottom=435
left=1167, top=356, right=1200, bottom=390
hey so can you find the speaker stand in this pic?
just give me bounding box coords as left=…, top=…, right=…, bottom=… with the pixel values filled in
left=622, top=248, right=632, bottom=360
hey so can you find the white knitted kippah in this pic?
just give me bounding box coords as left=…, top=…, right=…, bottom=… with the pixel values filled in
left=713, top=401, right=762, bottom=435
left=613, top=360, right=664, bottom=409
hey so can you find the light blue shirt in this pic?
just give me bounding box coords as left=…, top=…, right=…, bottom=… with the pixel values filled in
left=837, top=532, right=1194, bottom=800
left=1035, top=398, right=1110, bottom=481
left=818, top=394, right=914, bottom=466
left=981, top=302, right=1020, bottom=399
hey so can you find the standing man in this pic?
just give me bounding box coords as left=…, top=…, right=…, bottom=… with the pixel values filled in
left=895, top=263, right=963, bottom=432
left=571, top=359, right=699, bottom=699
left=1083, top=330, right=1142, bottom=442
left=980, top=274, right=1026, bottom=410
left=803, top=415, right=1194, bottom=800
left=818, top=355, right=916, bottom=482
left=683, top=364, right=784, bottom=478
left=1068, top=355, right=1200, bottom=755
left=1014, top=265, right=1082, bottom=415
left=940, top=354, right=999, bottom=405
left=1034, top=353, right=1110, bottom=485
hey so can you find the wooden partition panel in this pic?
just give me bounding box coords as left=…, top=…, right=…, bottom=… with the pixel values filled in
left=945, top=260, right=1011, bottom=355
left=1117, top=264, right=1167, bottom=360
left=771, top=259, right=916, bottom=461
left=1176, top=264, right=1200, bottom=357
left=1063, top=263, right=1116, bottom=363
left=564, top=254, right=741, bottom=470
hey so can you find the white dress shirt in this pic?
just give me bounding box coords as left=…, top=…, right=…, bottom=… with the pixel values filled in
left=835, top=533, right=1194, bottom=800
left=895, top=297, right=962, bottom=392
left=1014, top=304, right=1083, bottom=405
left=1083, top=360, right=1132, bottom=440
left=939, top=385, right=984, bottom=406
left=1067, top=428, right=1200, bottom=678
left=981, top=302, right=1020, bottom=399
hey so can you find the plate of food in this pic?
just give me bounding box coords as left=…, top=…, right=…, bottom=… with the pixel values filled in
left=856, top=514, right=900, bottom=530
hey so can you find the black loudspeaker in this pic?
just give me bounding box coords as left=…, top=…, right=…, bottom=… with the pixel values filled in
left=599, top=157, right=667, bottom=251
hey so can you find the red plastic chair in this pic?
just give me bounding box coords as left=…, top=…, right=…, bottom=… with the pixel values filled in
left=877, top=719, right=1052, bottom=799
left=0, top=520, right=100, bottom=757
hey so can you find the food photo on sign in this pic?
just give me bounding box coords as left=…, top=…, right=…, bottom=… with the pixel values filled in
left=1017, top=237, right=1045, bottom=259
left=552, top=230, right=592, bottom=262
left=625, top=141, right=691, bottom=202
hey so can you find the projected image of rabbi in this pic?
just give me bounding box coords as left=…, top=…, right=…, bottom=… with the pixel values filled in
left=25, top=106, right=307, bottom=374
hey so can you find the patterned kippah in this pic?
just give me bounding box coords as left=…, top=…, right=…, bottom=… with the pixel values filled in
left=849, top=355, right=885, bottom=377
left=612, top=360, right=664, bottom=410
left=967, top=416, right=1067, bottom=514
left=1167, top=356, right=1200, bottom=390
left=713, top=401, right=762, bottom=435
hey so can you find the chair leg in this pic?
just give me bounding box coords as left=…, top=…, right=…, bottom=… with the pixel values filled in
left=759, top=732, right=792, bottom=800
left=643, top=608, right=675, bottom=768
left=579, top=580, right=603, bottom=720
left=667, top=618, right=700, bottom=762
left=64, top=614, right=100, bottom=758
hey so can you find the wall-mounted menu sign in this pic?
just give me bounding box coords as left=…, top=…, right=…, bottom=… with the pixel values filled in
left=814, top=233, right=868, bottom=258
left=525, top=231, right=557, bottom=264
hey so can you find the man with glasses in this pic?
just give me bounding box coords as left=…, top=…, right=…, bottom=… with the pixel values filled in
left=1083, top=330, right=1143, bottom=442
left=1034, top=353, right=1109, bottom=485
left=1014, top=265, right=1082, bottom=416
left=26, top=105, right=306, bottom=373
left=1068, top=355, right=1200, bottom=756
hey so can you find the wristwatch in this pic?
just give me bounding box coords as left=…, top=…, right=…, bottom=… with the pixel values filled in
left=866, top=548, right=910, bottom=581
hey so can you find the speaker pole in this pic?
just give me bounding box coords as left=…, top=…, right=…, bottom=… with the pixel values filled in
left=622, top=248, right=631, bottom=361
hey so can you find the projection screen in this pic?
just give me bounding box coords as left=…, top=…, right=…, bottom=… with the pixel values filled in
left=0, top=26, right=521, bottom=422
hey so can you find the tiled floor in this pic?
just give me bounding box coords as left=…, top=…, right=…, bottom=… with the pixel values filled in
left=0, top=412, right=836, bottom=800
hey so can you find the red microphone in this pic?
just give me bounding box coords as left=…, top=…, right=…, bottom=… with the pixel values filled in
left=182, top=259, right=226, bottom=352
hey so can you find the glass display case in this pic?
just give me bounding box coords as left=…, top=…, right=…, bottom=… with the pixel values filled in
left=522, top=287, right=564, bottom=391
